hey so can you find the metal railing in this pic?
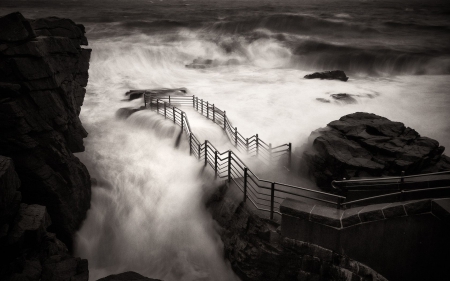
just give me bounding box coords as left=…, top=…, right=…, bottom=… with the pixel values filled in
left=142, top=90, right=450, bottom=217
left=145, top=93, right=292, bottom=167
left=144, top=94, right=345, bottom=219
left=332, top=171, right=450, bottom=209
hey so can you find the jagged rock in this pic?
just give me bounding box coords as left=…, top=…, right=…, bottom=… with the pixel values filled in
left=0, top=156, right=21, bottom=228
left=0, top=12, right=91, bottom=246
left=315, top=98, right=330, bottom=103
left=0, top=12, right=35, bottom=43
left=304, top=70, right=349, bottom=81
left=330, top=93, right=357, bottom=104
left=301, top=112, right=450, bottom=189
left=98, top=271, right=162, bottom=281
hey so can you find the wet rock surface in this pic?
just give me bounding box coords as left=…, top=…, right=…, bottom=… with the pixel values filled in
left=0, top=12, right=91, bottom=245
left=304, top=70, right=349, bottom=81
left=300, top=112, right=450, bottom=189
left=0, top=156, right=88, bottom=281
left=98, top=271, right=162, bottom=281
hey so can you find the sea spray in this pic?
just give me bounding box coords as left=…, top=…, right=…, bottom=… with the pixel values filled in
left=75, top=112, right=239, bottom=281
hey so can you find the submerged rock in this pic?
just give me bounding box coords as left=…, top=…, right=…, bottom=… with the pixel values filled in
left=304, top=70, right=349, bottom=81
left=331, top=93, right=357, bottom=104
left=301, top=112, right=450, bottom=189
left=98, top=271, right=161, bottom=281
left=316, top=98, right=331, bottom=103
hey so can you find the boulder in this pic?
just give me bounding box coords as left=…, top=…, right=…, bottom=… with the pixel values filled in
left=301, top=112, right=450, bottom=189
left=330, top=93, right=357, bottom=104
left=0, top=12, right=91, bottom=246
left=304, top=70, right=349, bottom=81
left=98, top=271, right=161, bottom=281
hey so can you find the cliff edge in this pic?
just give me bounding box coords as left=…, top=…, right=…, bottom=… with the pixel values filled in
left=0, top=12, right=91, bottom=246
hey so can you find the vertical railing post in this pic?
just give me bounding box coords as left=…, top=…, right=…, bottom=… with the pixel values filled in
left=181, top=113, right=184, bottom=132
left=201, top=99, right=204, bottom=115
left=144, top=91, right=147, bottom=108
left=156, top=99, right=159, bottom=113
left=214, top=151, right=218, bottom=178
left=207, top=101, right=209, bottom=119
left=246, top=138, right=249, bottom=153
left=235, top=127, right=238, bottom=147
left=288, top=142, right=292, bottom=169
left=173, top=107, right=175, bottom=124
left=228, top=151, right=231, bottom=183
left=164, top=102, right=167, bottom=119
left=198, top=143, right=201, bottom=160
left=223, top=111, right=226, bottom=130
left=243, top=168, right=248, bottom=202
left=212, top=104, right=215, bottom=123
left=269, top=143, right=272, bottom=163
left=256, top=134, right=259, bottom=156
left=270, top=182, right=275, bottom=220
left=204, top=140, right=208, bottom=166
left=169, top=96, right=171, bottom=104
left=400, top=171, right=405, bottom=201
left=192, top=95, right=195, bottom=108
left=189, top=133, right=192, bottom=155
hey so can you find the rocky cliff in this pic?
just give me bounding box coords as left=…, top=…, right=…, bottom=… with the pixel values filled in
left=300, top=112, right=450, bottom=189
left=0, top=12, right=91, bottom=246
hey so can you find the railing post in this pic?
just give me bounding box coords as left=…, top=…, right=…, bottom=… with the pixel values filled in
left=173, top=107, right=176, bottom=124
left=181, top=113, right=184, bottom=132
left=223, top=111, right=226, bottom=130
left=235, top=127, right=238, bottom=147
left=244, top=168, right=248, bottom=202
left=270, top=182, right=275, bottom=220
left=288, top=142, right=292, bottom=169
left=169, top=96, right=171, bottom=104
left=400, top=171, right=405, bottom=201
left=144, top=91, right=147, bottom=107
left=269, top=143, right=272, bottom=163
left=246, top=138, right=249, bottom=153
left=228, top=151, right=231, bottom=183
left=156, top=99, right=159, bottom=113
left=212, top=104, right=215, bottom=123
left=201, top=99, right=204, bottom=115
left=192, top=95, right=195, bottom=108
left=196, top=97, right=198, bottom=111
left=256, top=134, right=259, bottom=156
left=189, top=133, right=192, bottom=155
left=207, top=101, right=209, bottom=119
left=204, top=140, right=208, bottom=166
left=198, top=143, right=201, bottom=160
left=214, top=151, right=218, bottom=178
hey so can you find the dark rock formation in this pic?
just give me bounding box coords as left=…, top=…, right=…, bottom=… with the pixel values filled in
left=330, top=93, right=357, bottom=104
left=0, top=12, right=91, bottom=245
left=304, top=70, right=349, bottom=81
left=301, top=112, right=450, bottom=189
left=0, top=156, right=88, bottom=281
left=208, top=184, right=386, bottom=281
left=315, top=98, right=331, bottom=103
left=98, top=271, right=162, bottom=281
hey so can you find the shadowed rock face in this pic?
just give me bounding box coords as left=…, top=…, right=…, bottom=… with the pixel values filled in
left=0, top=12, right=91, bottom=245
left=98, top=271, right=162, bottom=281
left=301, top=112, right=450, bottom=189
left=304, top=70, right=349, bottom=81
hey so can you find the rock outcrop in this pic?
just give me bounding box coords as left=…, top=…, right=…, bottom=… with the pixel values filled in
left=304, top=70, right=349, bottom=81
left=0, top=156, right=88, bottom=281
left=98, top=271, right=161, bottom=281
left=0, top=12, right=91, bottom=245
left=301, top=112, right=450, bottom=189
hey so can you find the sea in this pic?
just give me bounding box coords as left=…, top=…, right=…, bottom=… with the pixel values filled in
left=1, top=0, right=449, bottom=280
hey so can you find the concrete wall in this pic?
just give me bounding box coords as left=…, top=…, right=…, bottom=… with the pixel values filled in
left=280, top=198, right=450, bottom=281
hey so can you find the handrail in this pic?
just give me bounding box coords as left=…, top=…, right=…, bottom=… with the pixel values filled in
left=143, top=91, right=449, bottom=219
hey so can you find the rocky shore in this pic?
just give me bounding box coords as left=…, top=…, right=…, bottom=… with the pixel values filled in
left=0, top=12, right=91, bottom=280
left=300, top=112, right=450, bottom=189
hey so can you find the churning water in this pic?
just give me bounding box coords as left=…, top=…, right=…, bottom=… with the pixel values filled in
left=2, top=0, right=450, bottom=279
